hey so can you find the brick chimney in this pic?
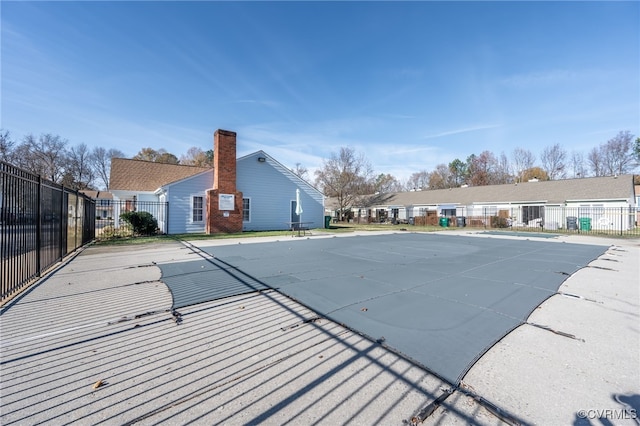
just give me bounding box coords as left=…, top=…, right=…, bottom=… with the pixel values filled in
left=206, top=129, right=243, bottom=234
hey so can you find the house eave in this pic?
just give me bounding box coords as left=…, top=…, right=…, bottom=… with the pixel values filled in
left=565, top=198, right=630, bottom=203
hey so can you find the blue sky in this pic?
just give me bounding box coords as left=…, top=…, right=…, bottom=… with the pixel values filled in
left=2, top=1, right=638, bottom=182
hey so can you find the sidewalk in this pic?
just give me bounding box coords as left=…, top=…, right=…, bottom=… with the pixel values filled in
left=1, top=232, right=638, bottom=425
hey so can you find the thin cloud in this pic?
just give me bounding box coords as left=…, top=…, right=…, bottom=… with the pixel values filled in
left=234, top=99, right=280, bottom=108
left=500, top=69, right=578, bottom=87
left=423, top=124, right=502, bottom=140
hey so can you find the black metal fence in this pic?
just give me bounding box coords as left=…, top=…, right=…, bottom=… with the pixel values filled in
left=454, top=205, right=640, bottom=236
left=96, top=200, right=168, bottom=238
left=1, top=161, right=95, bottom=303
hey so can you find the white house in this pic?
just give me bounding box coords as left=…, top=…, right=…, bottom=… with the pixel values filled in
left=327, top=175, right=637, bottom=231
left=109, top=130, right=324, bottom=234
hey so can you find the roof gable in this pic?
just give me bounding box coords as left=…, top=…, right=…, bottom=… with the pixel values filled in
left=238, top=150, right=324, bottom=198
left=110, top=158, right=211, bottom=191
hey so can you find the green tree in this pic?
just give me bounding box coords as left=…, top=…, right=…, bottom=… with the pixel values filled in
left=133, top=147, right=179, bottom=164
left=448, top=159, right=467, bottom=186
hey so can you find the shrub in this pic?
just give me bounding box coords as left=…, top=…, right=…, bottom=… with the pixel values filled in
left=490, top=216, right=509, bottom=228
left=119, top=211, right=158, bottom=235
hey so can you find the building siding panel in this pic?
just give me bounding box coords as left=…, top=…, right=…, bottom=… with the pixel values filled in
left=237, top=152, right=324, bottom=231
left=165, top=171, right=213, bottom=234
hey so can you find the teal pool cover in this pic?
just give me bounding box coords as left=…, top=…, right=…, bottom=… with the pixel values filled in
left=159, top=233, right=607, bottom=385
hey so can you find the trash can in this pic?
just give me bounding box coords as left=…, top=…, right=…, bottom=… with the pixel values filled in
left=456, top=217, right=466, bottom=227
left=408, top=217, right=414, bottom=225
left=566, top=216, right=578, bottom=230
left=324, top=216, right=332, bottom=229
left=579, top=217, right=592, bottom=231
left=439, top=217, right=449, bottom=227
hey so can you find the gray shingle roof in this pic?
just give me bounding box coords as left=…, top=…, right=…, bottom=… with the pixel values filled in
left=326, top=175, right=635, bottom=209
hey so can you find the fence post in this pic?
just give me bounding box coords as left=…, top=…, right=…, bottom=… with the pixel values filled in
left=36, top=175, right=42, bottom=277
left=75, top=189, right=80, bottom=250
left=60, top=186, right=65, bottom=259
left=620, top=206, right=623, bottom=236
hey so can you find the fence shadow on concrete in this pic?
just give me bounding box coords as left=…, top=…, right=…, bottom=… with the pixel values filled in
left=0, top=240, right=531, bottom=425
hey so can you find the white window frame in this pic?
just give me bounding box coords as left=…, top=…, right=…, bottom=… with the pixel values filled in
left=192, top=195, right=204, bottom=223
left=242, top=197, right=251, bottom=222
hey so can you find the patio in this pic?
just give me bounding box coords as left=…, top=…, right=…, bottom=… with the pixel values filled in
left=1, top=231, right=638, bottom=425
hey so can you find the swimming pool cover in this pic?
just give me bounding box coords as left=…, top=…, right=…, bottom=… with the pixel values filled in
left=159, top=233, right=607, bottom=385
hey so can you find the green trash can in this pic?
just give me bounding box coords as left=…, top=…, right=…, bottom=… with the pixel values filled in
left=324, top=216, right=332, bottom=229
left=579, top=217, right=591, bottom=231
left=439, top=217, right=449, bottom=227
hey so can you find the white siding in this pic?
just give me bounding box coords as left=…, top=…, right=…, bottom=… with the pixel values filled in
left=237, top=152, right=324, bottom=231
left=563, top=200, right=632, bottom=231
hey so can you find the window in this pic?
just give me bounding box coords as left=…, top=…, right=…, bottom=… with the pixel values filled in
left=522, top=205, right=544, bottom=224
left=242, top=198, right=250, bottom=222
left=192, top=196, right=203, bottom=222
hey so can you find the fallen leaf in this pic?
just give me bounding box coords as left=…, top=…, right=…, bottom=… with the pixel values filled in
left=93, top=380, right=104, bottom=389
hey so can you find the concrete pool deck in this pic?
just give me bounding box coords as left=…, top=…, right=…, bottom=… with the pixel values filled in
left=1, top=230, right=638, bottom=425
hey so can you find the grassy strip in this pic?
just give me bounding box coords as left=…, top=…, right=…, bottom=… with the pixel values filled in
left=93, top=223, right=447, bottom=245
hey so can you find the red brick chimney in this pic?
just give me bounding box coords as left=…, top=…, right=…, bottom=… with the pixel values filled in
left=206, top=129, right=243, bottom=234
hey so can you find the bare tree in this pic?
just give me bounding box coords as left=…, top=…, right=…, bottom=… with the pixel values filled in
left=406, top=170, right=429, bottom=190
left=587, top=146, right=605, bottom=177
left=64, top=143, right=95, bottom=190
left=467, top=151, right=499, bottom=186
left=314, top=147, right=373, bottom=221
left=495, top=152, right=512, bottom=184
left=92, top=147, right=125, bottom=189
left=428, top=164, right=453, bottom=189
left=540, top=144, right=567, bottom=180
left=291, top=162, right=309, bottom=182
left=14, top=133, right=69, bottom=183
left=511, top=148, right=535, bottom=182
left=180, top=147, right=214, bottom=167
left=601, top=131, right=635, bottom=176
left=373, top=173, right=403, bottom=193
left=0, top=129, right=15, bottom=162
left=569, top=150, right=587, bottom=178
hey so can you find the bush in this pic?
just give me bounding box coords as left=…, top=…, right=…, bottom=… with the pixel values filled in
left=490, top=216, right=509, bottom=228
left=119, top=211, right=158, bottom=235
